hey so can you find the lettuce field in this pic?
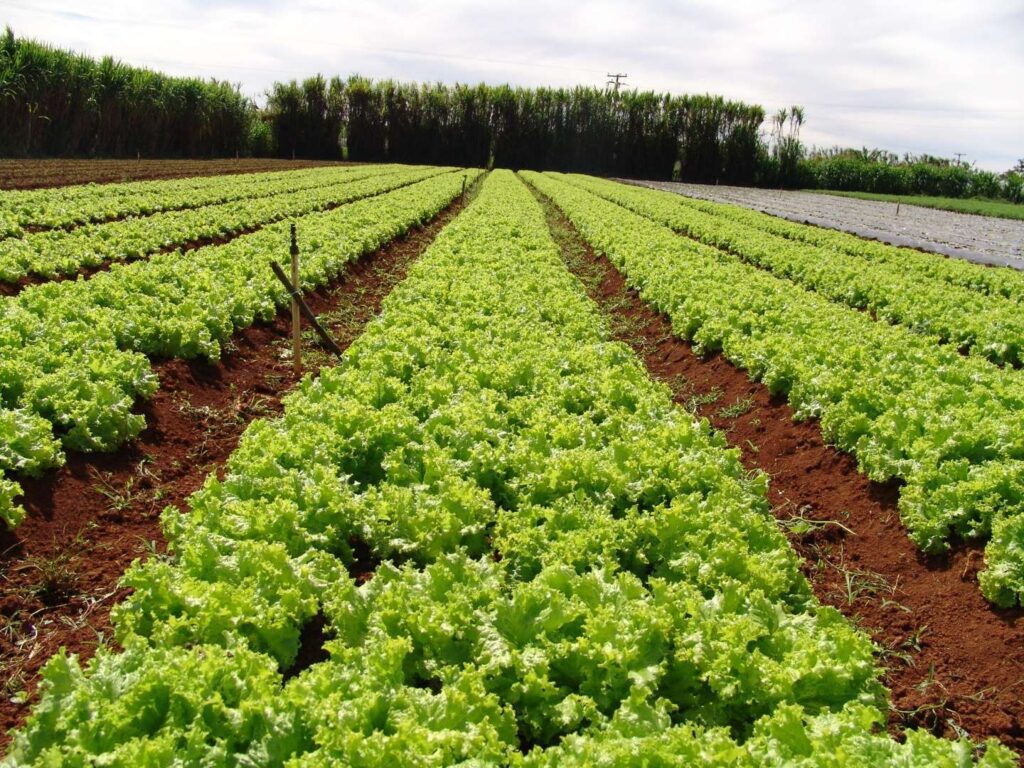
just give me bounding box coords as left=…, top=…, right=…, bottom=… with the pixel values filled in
left=1, top=167, right=1022, bottom=765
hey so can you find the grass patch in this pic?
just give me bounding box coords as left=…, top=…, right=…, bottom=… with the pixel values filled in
left=684, top=386, right=723, bottom=412
left=813, top=190, right=1024, bottom=221
left=717, top=394, right=755, bottom=419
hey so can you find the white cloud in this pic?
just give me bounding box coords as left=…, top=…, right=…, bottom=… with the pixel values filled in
left=2, top=0, right=1021, bottom=170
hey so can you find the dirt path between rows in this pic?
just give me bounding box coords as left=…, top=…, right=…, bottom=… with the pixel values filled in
left=0, top=178, right=480, bottom=749
left=528, top=179, right=1024, bottom=759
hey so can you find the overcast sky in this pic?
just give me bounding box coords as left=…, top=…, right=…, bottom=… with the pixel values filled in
left=3, top=0, right=1022, bottom=171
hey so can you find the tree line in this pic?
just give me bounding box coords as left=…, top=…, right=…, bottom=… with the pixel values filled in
left=0, top=28, right=254, bottom=157
left=3, top=29, right=1019, bottom=200
left=796, top=148, right=1024, bottom=202
left=0, top=29, right=766, bottom=183
left=264, top=76, right=765, bottom=182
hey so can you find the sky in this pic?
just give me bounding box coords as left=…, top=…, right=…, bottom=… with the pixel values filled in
left=2, top=0, right=1022, bottom=171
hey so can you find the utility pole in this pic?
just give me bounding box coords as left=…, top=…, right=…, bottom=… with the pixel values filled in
left=606, top=73, right=629, bottom=93
left=953, top=152, right=965, bottom=166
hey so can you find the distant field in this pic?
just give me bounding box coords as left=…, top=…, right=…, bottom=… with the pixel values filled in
left=816, top=189, right=1024, bottom=220
left=0, top=158, right=352, bottom=190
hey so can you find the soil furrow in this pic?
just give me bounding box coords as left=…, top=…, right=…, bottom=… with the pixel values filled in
left=0, top=176, right=480, bottom=748
left=528, top=179, right=1024, bottom=759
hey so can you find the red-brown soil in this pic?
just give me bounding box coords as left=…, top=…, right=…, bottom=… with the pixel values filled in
left=0, top=158, right=352, bottom=190
left=0, top=180, right=479, bottom=749
left=530, top=181, right=1024, bottom=759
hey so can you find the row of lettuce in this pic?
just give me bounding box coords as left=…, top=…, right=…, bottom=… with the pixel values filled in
left=0, top=165, right=374, bottom=239
left=573, top=175, right=1024, bottom=367
left=0, top=168, right=478, bottom=529
left=525, top=171, right=1024, bottom=608
left=6, top=170, right=1011, bottom=766
left=631, top=180, right=1024, bottom=305
left=0, top=165, right=447, bottom=283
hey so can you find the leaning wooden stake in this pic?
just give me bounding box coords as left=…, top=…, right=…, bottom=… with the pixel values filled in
left=270, top=260, right=345, bottom=359
left=290, top=223, right=302, bottom=376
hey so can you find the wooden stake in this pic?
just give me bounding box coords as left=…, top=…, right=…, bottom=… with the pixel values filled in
left=290, top=223, right=301, bottom=376
left=270, top=262, right=343, bottom=357
left=896, top=200, right=901, bottom=216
